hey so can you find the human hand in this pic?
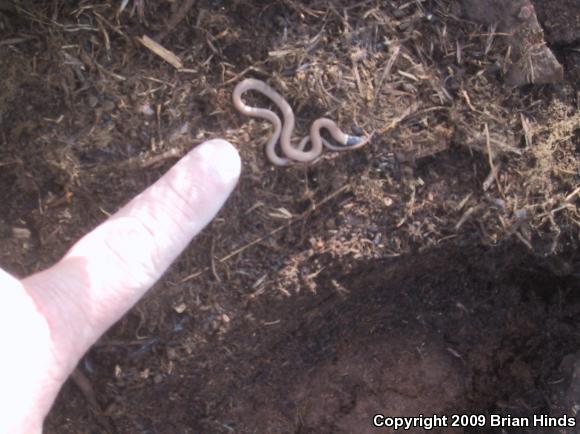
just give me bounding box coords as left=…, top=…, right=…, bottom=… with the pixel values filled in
left=0, top=139, right=241, bottom=433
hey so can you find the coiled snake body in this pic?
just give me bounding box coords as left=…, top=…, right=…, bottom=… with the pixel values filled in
left=233, top=78, right=371, bottom=166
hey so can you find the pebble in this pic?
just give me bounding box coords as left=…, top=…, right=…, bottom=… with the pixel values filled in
left=87, top=94, right=99, bottom=108
left=102, top=100, right=116, bottom=112
left=139, top=103, right=155, bottom=117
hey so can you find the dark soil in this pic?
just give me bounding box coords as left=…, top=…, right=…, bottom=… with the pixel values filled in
left=0, top=0, right=578, bottom=433
left=532, top=0, right=580, bottom=45
left=49, top=244, right=579, bottom=434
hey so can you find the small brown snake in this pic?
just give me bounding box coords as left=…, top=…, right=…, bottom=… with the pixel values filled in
left=233, top=78, right=372, bottom=166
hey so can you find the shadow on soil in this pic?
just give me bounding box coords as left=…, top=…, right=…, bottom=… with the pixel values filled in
left=114, top=243, right=577, bottom=434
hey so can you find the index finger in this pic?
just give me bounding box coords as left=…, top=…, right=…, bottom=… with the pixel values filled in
left=23, top=139, right=241, bottom=368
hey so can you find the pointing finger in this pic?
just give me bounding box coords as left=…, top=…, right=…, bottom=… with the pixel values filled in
left=23, top=139, right=241, bottom=369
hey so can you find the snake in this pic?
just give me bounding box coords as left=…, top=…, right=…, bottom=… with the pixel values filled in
left=233, top=78, right=372, bottom=166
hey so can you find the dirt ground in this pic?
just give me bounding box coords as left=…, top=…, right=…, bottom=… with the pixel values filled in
left=0, top=0, right=578, bottom=433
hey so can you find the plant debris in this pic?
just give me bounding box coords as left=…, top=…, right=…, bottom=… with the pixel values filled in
left=0, top=0, right=578, bottom=432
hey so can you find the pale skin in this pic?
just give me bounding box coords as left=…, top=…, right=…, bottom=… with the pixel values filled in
left=0, top=139, right=241, bottom=433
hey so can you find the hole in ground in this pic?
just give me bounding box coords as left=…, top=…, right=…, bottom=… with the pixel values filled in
left=180, top=243, right=579, bottom=433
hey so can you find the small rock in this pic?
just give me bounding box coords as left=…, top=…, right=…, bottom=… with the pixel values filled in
left=102, top=100, right=116, bottom=112
left=138, top=103, right=155, bottom=117
left=505, top=43, right=563, bottom=86
left=11, top=227, right=31, bottom=239
left=167, top=348, right=178, bottom=360
left=351, top=126, right=364, bottom=136
left=517, top=4, right=534, bottom=20
left=325, top=218, right=338, bottom=230
left=87, top=94, right=99, bottom=108
left=459, top=0, right=564, bottom=86
left=173, top=302, right=187, bottom=314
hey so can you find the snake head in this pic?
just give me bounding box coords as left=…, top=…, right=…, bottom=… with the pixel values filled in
left=345, top=131, right=375, bottom=147
left=345, top=135, right=364, bottom=146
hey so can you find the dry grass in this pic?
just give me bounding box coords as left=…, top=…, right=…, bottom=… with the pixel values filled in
left=0, top=0, right=577, bottom=289
left=1, top=1, right=578, bottom=431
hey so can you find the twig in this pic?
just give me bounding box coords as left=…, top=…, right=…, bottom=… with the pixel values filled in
left=564, top=186, right=580, bottom=203
left=515, top=230, right=533, bottom=250
left=0, top=36, right=36, bottom=46
left=484, top=123, right=505, bottom=198
left=461, top=89, right=477, bottom=112
left=93, top=11, right=129, bottom=42
left=155, top=0, right=196, bottom=42
left=138, top=35, right=183, bottom=69
left=70, top=368, right=101, bottom=412
left=181, top=184, right=351, bottom=282
left=220, top=64, right=268, bottom=87
left=375, top=44, right=400, bottom=101
left=210, top=235, right=221, bottom=283
left=455, top=204, right=484, bottom=230
left=376, top=103, right=417, bottom=135
left=483, top=161, right=502, bottom=191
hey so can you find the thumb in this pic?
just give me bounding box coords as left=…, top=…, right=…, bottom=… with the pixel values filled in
left=23, top=139, right=241, bottom=373
left=0, top=269, right=56, bottom=434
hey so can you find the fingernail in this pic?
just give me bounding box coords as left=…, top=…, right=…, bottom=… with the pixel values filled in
left=192, top=139, right=241, bottom=188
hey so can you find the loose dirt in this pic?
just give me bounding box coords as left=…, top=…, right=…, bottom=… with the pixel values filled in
left=0, top=0, right=578, bottom=433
